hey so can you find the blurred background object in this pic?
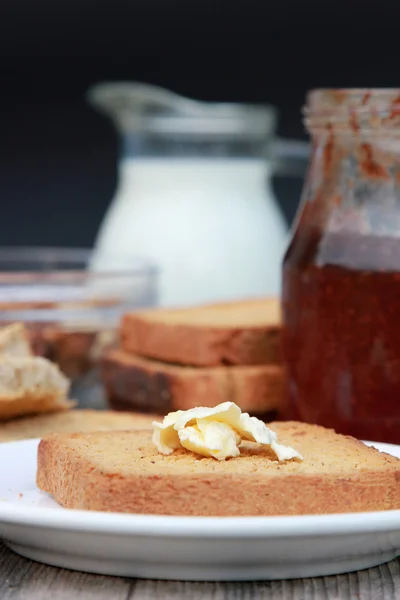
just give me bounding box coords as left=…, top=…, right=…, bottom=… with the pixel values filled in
left=87, top=82, right=307, bottom=305
left=0, top=247, right=157, bottom=407
left=0, top=0, right=398, bottom=295
left=0, top=0, right=397, bottom=414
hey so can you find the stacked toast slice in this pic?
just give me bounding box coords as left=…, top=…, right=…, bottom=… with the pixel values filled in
left=101, top=297, right=287, bottom=416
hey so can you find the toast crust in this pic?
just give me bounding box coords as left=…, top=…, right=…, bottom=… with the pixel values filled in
left=121, top=298, right=281, bottom=366
left=37, top=422, right=400, bottom=516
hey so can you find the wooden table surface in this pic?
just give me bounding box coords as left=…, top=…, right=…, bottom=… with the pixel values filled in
left=0, top=542, right=399, bottom=600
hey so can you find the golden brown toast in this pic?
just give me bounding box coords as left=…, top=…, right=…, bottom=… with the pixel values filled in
left=121, top=297, right=281, bottom=366
left=37, top=422, right=400, bottom=516
left=0, top=409, right=156, bottom=442
left=101, top=349, right=285, bottom=416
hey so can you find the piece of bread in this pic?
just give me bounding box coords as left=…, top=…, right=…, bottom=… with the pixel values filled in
left=0, top=409, right=156, bottom=442
left=101, top=349, right=285, bottom=416
left=37, top=421, right=400, bottom=516
left=29, top=326, right=117, bottom=379
left=121, top=297, right=281, bottom=366
left=0, top=355, right=72, bottom=421
left=0, top=323, right=32, bottom=358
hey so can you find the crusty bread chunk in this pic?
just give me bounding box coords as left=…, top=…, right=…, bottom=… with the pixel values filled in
left=0, top=355, right=72, bottom=421
left=37, top=422, right=400, bottom=516
left=0, top=409, right=156, bottom=442
left=0, top=323, right=32, bottom=358
left=101, top=349, right=285, bottom=415
left=121, top=297, right=281, bottom=366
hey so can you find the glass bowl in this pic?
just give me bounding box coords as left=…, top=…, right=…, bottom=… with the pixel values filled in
left=0, top=247, right=158, bottom=408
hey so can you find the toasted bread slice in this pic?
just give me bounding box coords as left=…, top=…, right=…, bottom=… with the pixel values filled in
left=37, top=422, right=400, bottom=516
left=101, top=349, right=285, bottom=416
left=0, top=355, right=72, bottom=421
left=121, top=297, right=281, bottom=366
left=0, top=323, right=32, bottom=358
left=0, top=409, right=156, bottom=442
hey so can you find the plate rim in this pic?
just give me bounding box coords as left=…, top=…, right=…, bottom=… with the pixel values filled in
left=0, top=438, right=399, bottom=539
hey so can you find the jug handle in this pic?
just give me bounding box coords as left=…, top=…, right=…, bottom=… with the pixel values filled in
left=272, top=138, right=310, bottom=177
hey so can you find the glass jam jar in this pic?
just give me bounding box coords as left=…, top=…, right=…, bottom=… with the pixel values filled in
left=282, top=89, right=400, bottom=444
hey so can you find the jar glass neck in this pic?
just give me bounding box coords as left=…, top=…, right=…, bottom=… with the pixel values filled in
left=304, top=89, right=400, bottom=137
left=310, top=131, right=400, bottom=185
left=297, top=130, right=400, bottom=243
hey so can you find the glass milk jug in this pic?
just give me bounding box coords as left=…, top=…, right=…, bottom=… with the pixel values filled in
left=88, top=82, right=307, bottom=307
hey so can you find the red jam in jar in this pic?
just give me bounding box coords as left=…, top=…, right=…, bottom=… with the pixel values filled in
left=282, top=89, right=400, bottom=443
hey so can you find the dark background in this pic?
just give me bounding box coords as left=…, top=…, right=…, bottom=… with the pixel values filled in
left=0, top=0, right=398, bottom=248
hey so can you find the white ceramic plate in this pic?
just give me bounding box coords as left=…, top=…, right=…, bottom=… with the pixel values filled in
left=0, top=439, right=399, bottom=581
